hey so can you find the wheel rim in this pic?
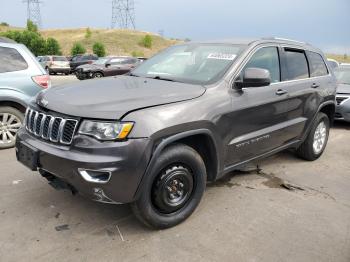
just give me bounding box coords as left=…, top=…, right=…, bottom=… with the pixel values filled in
left=152, top=165, right=194, bottom=214
left=313, top=121, right=327, bottom=154
left=0, top=112, right=22, bottom=145
left=94, top=73, right=103, bottom=78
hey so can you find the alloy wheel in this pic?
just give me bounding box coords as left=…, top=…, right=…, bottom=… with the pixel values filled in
left=313, top=121, right=327, bottom=154
left=0, top=113, right=22, bottom=145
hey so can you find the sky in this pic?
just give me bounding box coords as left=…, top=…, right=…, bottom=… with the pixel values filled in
left=0, top=0, right=349, bottom=54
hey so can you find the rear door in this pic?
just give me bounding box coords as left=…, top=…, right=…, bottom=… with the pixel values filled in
left=278, top=47, right=326, bottom=139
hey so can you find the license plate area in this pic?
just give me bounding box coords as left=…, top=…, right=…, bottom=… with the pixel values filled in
left=16, top=142, right=39, bottom=171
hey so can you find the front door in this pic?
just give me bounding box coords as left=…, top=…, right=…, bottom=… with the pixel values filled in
left=225, top=46, right=303, bottom=167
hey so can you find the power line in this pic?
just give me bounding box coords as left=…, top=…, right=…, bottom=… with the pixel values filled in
left=23, top=0, right=42, bottom=28
left=111, top=0, right=135, bottom=29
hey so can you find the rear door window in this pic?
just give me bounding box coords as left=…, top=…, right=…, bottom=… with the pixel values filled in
left=283, top=49, right=309, bottom=81
left=243, top=46, right=280, bottom=83
left=306, top=51, right=328, bottom=77
left=0, top=46, right=28, bottom=73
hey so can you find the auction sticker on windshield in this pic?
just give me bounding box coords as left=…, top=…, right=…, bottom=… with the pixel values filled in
left=208, top=53, right=237, bottom=60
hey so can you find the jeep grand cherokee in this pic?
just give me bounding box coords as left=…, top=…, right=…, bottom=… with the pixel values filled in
left=16, top=38, right=336, bottom=229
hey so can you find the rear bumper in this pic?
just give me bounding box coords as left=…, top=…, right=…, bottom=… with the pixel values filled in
left=16, top=128, right=152, bottom=204
left=335, top=96, right=350, bottom=122
left=49, top=67, right=71, bottom=73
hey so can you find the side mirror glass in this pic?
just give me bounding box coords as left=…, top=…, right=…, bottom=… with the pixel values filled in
left=235, top=67, right=271, bottom=89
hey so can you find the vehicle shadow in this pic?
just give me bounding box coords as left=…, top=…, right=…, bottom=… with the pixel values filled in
left=332, top=121, right=350, bottom=130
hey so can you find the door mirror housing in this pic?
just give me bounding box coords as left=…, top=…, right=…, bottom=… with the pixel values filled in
left=105, top=63, right=111, bottom=68
left=235, top=67, right=271, bottom=89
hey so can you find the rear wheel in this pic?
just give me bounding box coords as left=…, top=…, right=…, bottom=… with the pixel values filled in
left=296, top=112, right=330, bottom=161
left=0, top=107, right=24, bottom=149
left=131, top=144, right=206, bottom=229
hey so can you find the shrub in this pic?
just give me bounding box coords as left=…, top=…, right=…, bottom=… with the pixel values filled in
left=46, top=37, right=62, bottom=55
left=85, top=27, right=92, bottom=39
left=92, top=42, right=106, bottom=57
left=71, top=42, right=86, bottom=56
left=131, top=50, right=145, bottom=57
left=140, top=35, right=153, bottom=48
left=0, top=22, right=9, bottom=26
left=26, top=20, right=38, bottom=32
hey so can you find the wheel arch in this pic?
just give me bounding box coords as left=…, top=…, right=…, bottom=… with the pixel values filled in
left=0, top=100, right=26, bottom=113
left=318, top=102, right=335, bottom=125
left=134, top=129, right=220, bottom=200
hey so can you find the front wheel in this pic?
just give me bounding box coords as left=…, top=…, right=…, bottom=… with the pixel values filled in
left=131, top=144, right=207, bottom=229
left=0, top=107, right=24, bottom=149
left=296, top=112, right=330, bottom=161
left=93, top=72, right=104, bottom=78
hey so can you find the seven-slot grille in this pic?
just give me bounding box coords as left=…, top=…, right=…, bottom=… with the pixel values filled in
left=336, top=95, right=350, bottom=106
left=25, top=108, right=78, bottom=145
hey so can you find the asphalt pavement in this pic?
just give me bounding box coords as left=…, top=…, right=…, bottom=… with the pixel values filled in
left=0, top=75, right=349, bottom=262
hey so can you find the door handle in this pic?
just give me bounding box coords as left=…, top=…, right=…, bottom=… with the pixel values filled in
left=311, top=83, right=320, bottom=88
left=276, top=89, right=288, bottom=96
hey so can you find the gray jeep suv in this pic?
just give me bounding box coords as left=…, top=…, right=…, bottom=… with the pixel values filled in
left=0, top=41, right=50, bottom=149
left=16, top=38, right=336, bottom=229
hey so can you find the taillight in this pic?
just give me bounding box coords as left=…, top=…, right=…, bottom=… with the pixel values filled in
left=32, top=75, right=51, bottom=89
left=88, top=61, right=93, bottom=64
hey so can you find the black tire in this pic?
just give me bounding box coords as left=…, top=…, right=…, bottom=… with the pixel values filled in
left=296, top=112, right=330, bottom=161
left=93, top=72, right=104, bottom=78
left=0, top=106, right=24, bottom=149
left=131, top=144, right=207, bottom=229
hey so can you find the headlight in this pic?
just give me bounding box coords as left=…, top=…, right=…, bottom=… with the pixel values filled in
left=78, top=120, right=134, bottom=141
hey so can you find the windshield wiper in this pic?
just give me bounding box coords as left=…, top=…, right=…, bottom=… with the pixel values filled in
left=151, top=75, right=177, bottom=82
left=128, top=72, right=140, bottom=77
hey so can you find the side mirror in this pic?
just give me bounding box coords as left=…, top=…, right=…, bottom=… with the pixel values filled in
left=235, top=67, right=271, bottom=89
left=105, top=63, right=111, bottom=68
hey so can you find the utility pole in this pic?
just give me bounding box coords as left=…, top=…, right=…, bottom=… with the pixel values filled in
left=111, top=0, right=136, bottom=29
left=23, top=0, right=42, bottom=28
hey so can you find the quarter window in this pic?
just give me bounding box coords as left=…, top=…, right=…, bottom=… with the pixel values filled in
left=243, top=47, right=280, bottom=83
left=307, top=51, right=328, bottom=77
left=0, top=47, right=28, bottom=73
left=284, top=49, right=309, bottom=80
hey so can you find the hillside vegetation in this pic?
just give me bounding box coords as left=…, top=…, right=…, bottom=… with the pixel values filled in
left=40, top=28, right=178, bottom=57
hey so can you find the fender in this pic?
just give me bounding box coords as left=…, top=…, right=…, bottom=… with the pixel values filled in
left=299, top=100, right=336, bottom=144
left=133, top=128, right=221, bottom=200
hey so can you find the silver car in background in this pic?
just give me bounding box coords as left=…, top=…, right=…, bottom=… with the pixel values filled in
left=0, top=41, right=50, bottom=149
left=38, top=56, right=71, bottom=75
left=334, top=65, right=350, bottom=122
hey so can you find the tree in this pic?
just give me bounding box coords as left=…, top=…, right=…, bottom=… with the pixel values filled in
left=0, top=22, right=9, bottom=26
left=71, top=43, right=86, bottom=56
left=26, top=20, right=38, bottom=32
left=46, top=37, right=61, bottom=55
left=140, top=35, right=153, bottom=48
left=85, top=27, right=92, bottom=39
left=92, top=42, right=106, bottom=57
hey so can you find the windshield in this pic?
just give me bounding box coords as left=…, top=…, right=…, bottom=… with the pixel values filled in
left=334, top=67, right=350, bottom=85
left=132, top=44, right=245, bottom=84
left=93, top=58, right=109, bottom=65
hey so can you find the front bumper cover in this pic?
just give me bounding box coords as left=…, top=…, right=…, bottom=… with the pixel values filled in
left=16, top=128, right=152, bottom=204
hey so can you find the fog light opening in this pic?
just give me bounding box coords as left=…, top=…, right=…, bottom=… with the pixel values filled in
left=78, top=169, right=111, bottom=184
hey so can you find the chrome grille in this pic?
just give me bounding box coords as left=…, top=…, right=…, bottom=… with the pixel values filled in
left=25, top=108, right=78, bottom=145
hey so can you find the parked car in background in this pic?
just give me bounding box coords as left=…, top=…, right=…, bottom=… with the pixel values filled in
left=38, top=56, right=71, bottom=75
left=334, top=65, right=350, bottom=122
left=69, top=54, right=98, bottom=72
left=75, top=56, right=140, bottom=80
left=327, top=58, right=340, bottom=70
left=0, top=42, right=50, bottom=149
left=16, top=38, right=336, bottom=228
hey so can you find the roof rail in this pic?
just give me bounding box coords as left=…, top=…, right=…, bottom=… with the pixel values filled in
left=262, top=37, right=306, bottom=45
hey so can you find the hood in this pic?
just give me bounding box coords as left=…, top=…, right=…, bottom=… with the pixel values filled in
left=36, top=75, right=206, bottom=119
left=337, top=83, right=350, bottom=94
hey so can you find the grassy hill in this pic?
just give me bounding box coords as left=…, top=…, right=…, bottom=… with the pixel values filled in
left=41, top=28, right=178, bottom=57
left=0, top=25, right=179, bottom=57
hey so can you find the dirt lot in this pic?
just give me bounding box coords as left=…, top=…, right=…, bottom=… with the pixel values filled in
left=0, top=76, right=349, bottom=262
